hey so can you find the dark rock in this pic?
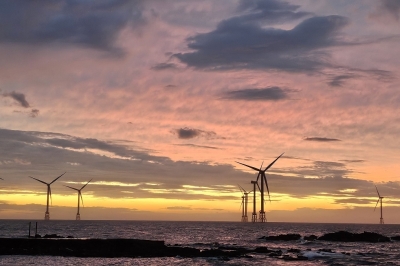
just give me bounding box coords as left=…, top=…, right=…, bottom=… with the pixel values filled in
left=43, top=234, right=64, bottom=239
left=304, top=235, right=318, bottom=241
left=318, top=231, right=390, bottom=243
left=258, top=236, right=266, bottom=239
left=268, top=250, right=282, bottom=257
left=253, top=247, right=272, bottom=253
left=318, top=248, right=334, bottom=253
left=391, top=236, right=400, bottom=241
left=287, top=248, right=301, bottom=253
left=264, top=234, right=301, bottom=241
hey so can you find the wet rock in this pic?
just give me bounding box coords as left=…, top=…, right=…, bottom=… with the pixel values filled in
left=318, top=231, right=390, bottom=243
left=318, top=248, right=334, bottom=253
left=391, top=236, right=400, bottom=241
left=268, top=250, right=282, bottom=257
left=253, top=247, right=272, bottom=253
left=43, top=234, right=64, bottom=238
left=264, top=234, right=301, bottom=241
left=304, top=235, right=318, bottom=241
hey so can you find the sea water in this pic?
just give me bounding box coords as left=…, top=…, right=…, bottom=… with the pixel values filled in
left=0, top=220, right=399, bottom=265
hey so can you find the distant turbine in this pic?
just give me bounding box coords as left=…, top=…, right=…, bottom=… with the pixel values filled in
left=238, top=184, right=251, bottom=222
left=0, top=177, right=3, bottom=180
left=64, top=179, right=92, bottom=220
left=236, top=153, right=284, bottom=222
left=250, top=180, right=259, bottom=223
left=29, top=172, right=66, bottom=220
left=239, top=193, right=245, bottom=222
left=374, top=185, right=384, bottom=224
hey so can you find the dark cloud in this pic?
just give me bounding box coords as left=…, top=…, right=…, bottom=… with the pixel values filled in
left=172, top=127, right=217, bottom=140
left=151, top=63, right=178, bottom=70
left=2, top=91, right=30, bottom=108
left=0, top=0, right=144, bottom=55
left=174, top=144, right=219, bottom=150
left=236, top=0, right=312, bottom=24
left=328, top=74, right=357, bottom=87
left=173, top=13, right=349, bottom=72
left=370, top=0, right=400, bottom=22
left=304, top=137, right=341, bottom=142
left=221, top=87, right=290, bottom=101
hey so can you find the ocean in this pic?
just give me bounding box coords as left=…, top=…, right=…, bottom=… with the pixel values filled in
left=0, top=220, right=399, bottom=265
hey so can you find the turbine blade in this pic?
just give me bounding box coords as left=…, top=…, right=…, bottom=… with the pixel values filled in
left=235, top=161, right=260, bottom=172
left=374, top=198, right=379, bottom=211
left=256, top=182, right=261, bottom=192
left=49, top=187, right=53, bottom=206
left=263, top=153, right=284, bottom=172
left=64, top=185, right=79, bottom=191
left=256, top=172, right=261, bottom=183
left=29, top=176, right=48, bottom=185
left=80, top=192, right=84, bottom=208
left=81, top=178, right=93, bottom=190
left=238, top=184, right=247, bottom=193
left=375, top=185, right=381, bottom=197
left=264, top=174, right=271, bottom=202
left=50, top=172, right=66, bottom=185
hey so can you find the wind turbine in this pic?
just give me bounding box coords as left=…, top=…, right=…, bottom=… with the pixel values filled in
left=239, top=193, right=245, bottom=222
left=29, top=172, right=66, bottom=220
left=238, top=185, right=251, bottom=222
left=250, top=180, right=258, bottom=222
left=374, top=185, right=384, bottom=224
left=236, top=153, right=284, bottom=222
left=64, top=179, right=92, bottom=220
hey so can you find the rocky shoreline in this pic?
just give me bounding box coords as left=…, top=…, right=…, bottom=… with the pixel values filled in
left=0, top=231, right=399, bottom=261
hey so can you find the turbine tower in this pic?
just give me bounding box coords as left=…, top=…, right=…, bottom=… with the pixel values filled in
left=374, top=185, right=384, bottom=224
left=238, top=185, right=251, bottom=222
left=64, top=179, right=92, bottom=220
left=236, top=153, right=284, bottom=223
left=250, top=180, right=258, bottom=222
left=239, top=193, right=245, bottom=222
left=29, top=172, right=66, bottom=220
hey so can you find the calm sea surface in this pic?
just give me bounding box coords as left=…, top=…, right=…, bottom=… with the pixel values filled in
left=0, top=220, right=399, bottom=265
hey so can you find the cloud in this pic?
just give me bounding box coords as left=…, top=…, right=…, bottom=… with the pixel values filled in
left=303, top=137, right=341, bottom=142
left=151, top=63, right=178, bottom=70
left=166, top=206, right=192, bottom=210
left=30, top=109, right=39, bottom=118
left=172, top=11, right=349, bottom=72
left=0, top=0, right=144, bottom=55
left=174, top=144, right=219, bottom=150
left=236, top=0, right=312, bottom=24
left=370, top=0, right=400, bottom=22
left=221, top=87, right=291, bottom=101
left=2, top=91, right=30, bottom=108
left=171, top=127, right=217, bottom=140
left=328, top=74, right=357, bottom=87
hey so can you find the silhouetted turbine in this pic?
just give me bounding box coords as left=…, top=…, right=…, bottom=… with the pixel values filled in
left=236, top=153, right=284, bottom=222
left=29, top=172, right=66, bottom=220
left=64, top=179, right=92, bottom=220
left=238, top=184, right=251, bottom=222
left=374, top=185, right=384, bottom=224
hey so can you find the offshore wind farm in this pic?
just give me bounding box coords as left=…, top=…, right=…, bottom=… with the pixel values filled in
left=1, top=0, right=400, bottom=264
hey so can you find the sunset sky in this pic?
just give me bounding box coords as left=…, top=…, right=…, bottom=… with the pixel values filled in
left=1, top=0, right=400, bottom=223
